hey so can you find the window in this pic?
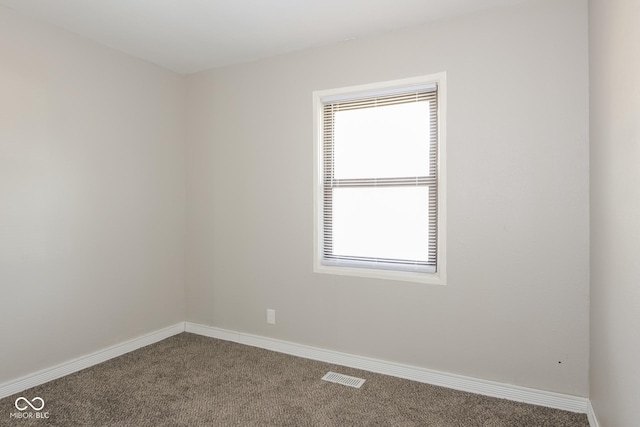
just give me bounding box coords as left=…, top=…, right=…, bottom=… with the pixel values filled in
left=313, top=74, right=446, bottom=284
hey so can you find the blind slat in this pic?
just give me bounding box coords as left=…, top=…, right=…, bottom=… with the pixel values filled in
left=321, top=82, right=437, bottom=104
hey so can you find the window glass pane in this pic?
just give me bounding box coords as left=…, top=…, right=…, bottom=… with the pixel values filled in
left=332, top=186, right=430, bottom=261
left=333, top=101, right=431, bottom=179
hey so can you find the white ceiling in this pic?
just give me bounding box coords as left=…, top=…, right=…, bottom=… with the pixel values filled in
left=0, top=0, right=525, bottom=74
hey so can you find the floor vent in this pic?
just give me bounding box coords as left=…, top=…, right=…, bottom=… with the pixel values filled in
left=321, top=371, right=365, bottom=388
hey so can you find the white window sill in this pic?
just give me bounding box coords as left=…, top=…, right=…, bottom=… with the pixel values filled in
left=314, top=262, right=446, bottom=285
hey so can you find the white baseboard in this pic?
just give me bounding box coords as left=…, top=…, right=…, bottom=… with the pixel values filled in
left=0, top=323, right=185, bottom=400
left=1, top=321, right=593, bottom=421
left=186, top=322, right=590, bottom=415
left=587, top=400, right=600, bottom=427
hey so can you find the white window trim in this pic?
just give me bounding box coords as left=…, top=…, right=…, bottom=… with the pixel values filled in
left=312, top=72, right=447, bottom=285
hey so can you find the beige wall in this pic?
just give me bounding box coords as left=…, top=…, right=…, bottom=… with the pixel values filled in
left=589, top=0, right=640, bottom=424
left=0, top=0, right=593, bottom=402
left=186, top=0, right=590, bottom=396
left=0, top=7, right=186, bottom=384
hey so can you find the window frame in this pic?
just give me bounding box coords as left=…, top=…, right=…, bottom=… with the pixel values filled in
left=312, top=73, right=447, bottom=285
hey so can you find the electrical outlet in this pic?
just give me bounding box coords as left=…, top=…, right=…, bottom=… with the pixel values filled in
left=267, top=309, right=276, bottom=325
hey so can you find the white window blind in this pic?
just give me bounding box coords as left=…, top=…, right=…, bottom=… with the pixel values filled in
left=320, top=83, right=439, bottom=274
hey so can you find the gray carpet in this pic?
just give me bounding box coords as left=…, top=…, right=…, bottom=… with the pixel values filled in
left=0, top=333, right=589, bottom=426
